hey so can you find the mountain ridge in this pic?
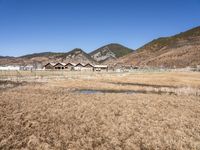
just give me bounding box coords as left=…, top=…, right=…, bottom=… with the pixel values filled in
left=60, top=48, right=97, bottom=64
left=0, top=26, right=200, bottom=68
left=19, top=52, right=65, bottom=59
left=0, top=43, right=132, bottom=65
left=90, top=43, right=133, bottom=62
left=115, top=26, right=200, bottom=68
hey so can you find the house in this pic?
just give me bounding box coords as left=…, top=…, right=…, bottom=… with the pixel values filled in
left=43, top=62, right=109, bottom=72
left=94, top=65, right=108, bottom=72
left=74, top=63, right=85, bottom=71
left=44, top=63, right=56, bottom=70
left=21, top=65, right=35, bottom=71
left=54, top=63, right=66, bottom=70
left=83, top=63, right=94, bottom=71
left=65, top=63, right=76, bottom=71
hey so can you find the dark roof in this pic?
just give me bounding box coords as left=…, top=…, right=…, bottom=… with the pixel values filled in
left=54, top=63, right=66, bottom=66
left=84, top=63, right=94, bottom=67
left=44, top=63, right=56, bottom=67
left=65, top=63, right=76, bottom=66
left=75, top=63, right=85, bottom=67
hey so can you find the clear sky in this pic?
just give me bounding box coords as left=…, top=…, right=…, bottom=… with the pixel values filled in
left=0, top=0, right=199, bottom=56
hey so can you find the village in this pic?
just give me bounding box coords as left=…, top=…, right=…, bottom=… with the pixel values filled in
left=0, top=63, right=109, bottom=72
left=1, top=63, right=200, bottom=73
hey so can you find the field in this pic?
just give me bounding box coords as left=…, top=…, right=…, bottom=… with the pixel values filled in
left=0, top=71, right=200, bottom=149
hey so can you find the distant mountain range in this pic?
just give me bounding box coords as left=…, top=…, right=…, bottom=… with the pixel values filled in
left=0, top=44, right=133, bottom=66
left=19, top=52, right=65, bottom=59
left=0, top=56, right=13, bottom=59
left=0, top=26, right=200, bottom=68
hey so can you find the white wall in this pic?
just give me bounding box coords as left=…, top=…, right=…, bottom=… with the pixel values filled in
left=0, top=66, right=20, bottom=70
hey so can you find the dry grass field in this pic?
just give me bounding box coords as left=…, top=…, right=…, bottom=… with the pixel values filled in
left=0, top=71, right=200, bottom=150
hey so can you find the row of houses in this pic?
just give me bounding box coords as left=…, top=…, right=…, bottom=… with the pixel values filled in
left=44, top=63, right=108, bottom=71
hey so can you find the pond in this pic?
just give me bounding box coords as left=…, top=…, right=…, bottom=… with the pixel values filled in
left=74, top=89, right=176, bottom=95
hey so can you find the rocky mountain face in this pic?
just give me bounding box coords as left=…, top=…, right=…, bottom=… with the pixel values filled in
left=0, top=44, right=131, bottom=66
left=115, top=26, right=200, bottom=68
left=61, top=48, right=96, bottom=64
left=90, top=43, right=133, bottom=63
left=0, top=49, right=96, bottom=66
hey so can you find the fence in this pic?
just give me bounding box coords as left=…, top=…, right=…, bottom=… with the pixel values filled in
left=0, top=70, right=123, bottom=82
left=0, top=68, right=192, bottom=82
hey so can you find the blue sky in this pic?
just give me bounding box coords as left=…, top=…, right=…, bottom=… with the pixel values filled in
left=0, top=0, right=199, bottom=56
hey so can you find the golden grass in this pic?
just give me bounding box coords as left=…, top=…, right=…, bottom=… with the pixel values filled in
left=0, top=72, right=200, bottom=149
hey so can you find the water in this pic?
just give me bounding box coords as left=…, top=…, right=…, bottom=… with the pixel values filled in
left=75, top=89, right=176, bottom=95
left=79, top=90, right=103, bottom=94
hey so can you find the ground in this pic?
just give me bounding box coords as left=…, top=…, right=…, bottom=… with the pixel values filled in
left=0, top=71, right=200, bottom=150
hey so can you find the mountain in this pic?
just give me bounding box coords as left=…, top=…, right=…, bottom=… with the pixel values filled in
left=61, top=48, right=96, bottom=64
left=115, top=26, right=200, bottom=68
left=1, top=25, right=200, bottom=68
left=0, top=49, right=96, bottom=66
left=0, top=56, right=14, bottom=59
left=90, top=43, right=133, bottom=63
left=0, top=53, right=62, bottom=66
left=20, top=52, right=64, bottom=59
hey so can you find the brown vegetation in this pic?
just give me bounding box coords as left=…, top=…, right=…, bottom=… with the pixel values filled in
left=115, top=27, right=200, bottom=68
left=0, top=72, right=200, bottom=149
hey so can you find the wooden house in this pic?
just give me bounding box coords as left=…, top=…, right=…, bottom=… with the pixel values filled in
left=83, top=63, right=94, bottom=71
left=44, top=62, right=109, bottom=72
left=54, top=63, right=66, bottom=70
left=44, top=63, right=56, bottom=70
left=65, top=63, right=75, bottom=70
left=74, top=63, right=85, bottom=71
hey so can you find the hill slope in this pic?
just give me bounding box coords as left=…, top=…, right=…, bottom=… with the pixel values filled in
left=0, top=44, right=130, bottom=66
left=61, top=48, right=96, bottom=64
left=90, top=43, right=133, bottom=63
left=116, top=26, right=200, bottom=68
left=0, top=49, right=96, bottom=66
left=0, top=52, right=64, bottom=66
left=20, top=52, right=64, bottom=59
